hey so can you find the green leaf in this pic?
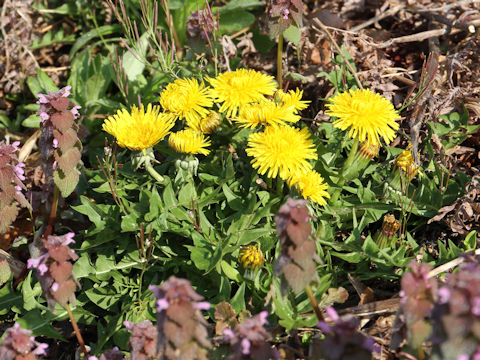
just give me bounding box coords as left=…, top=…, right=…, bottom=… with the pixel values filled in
left=219, top=0, right=263, bottom=12
left=220, top=260, right=242, bottom=282
left=22, top=272, right=42, bottom=311
left=464, top=230, right=477, bottom=251
left=17, top=308, right=66, bottom=340
left=27, top=69, right=58, bottom=96
left=121, top=213, right=139, bottom=232
left=70, top=25, right=121, bottom=57
left=73, top=253, right=94, bottom=279
left=22, top=115, right=41, bottom=128
left=219, top=11, right=255, bottom=33
left=122, top=33, right=148, bottom=81
left=72, top=196, right=107, bottom=230
left=283, top=25, right=301, bottom=45
left=0, top=283, right=23, bottom=315
left=230, top=282, right=246, bottom=313
left=362, top=236, right=379, bottom=256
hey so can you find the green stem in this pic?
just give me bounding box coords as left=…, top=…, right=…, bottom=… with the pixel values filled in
left=277, top=33, right=284, bottom=89
left=276, top=177, right=284, bottom=196
left=305, top=285, right=324, bottom=322
left=145, top=157, right=165, bottom=183
left=330, top=138, right=359, bottom=203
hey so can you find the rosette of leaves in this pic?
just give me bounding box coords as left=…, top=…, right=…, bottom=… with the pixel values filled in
left=149, top=276, right=211, bottom=359
left=0, top=141, right=31, bottom=233
left=391, top=260, right=437, bottom=350
left=274, top=198, right=318, bottom=294
left=431, top=255, right=480, bottom=360
left=37, top=86, right=82, bottom=197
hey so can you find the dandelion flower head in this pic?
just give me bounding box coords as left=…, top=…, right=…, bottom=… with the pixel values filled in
left=160, top=78, right=213, bottom=126
left=275, top=88, right=310, bottom=113
left=238, top=244, right=265, bottom=270
left=235, top=100, right=300, bottom=129
left=168, top=128, right=211, bottom=155
left=208, top=69, right=277, bottom=118
left=103, top=104, right=175, bottom=151
left=326, top=89, right=400, bottom=146
left=246, top=125, right=317, bottom=180
left=288, top=169, right=330, bottom=205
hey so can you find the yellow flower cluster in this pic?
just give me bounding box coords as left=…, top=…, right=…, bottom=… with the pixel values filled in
left=102, top=69, right=332, bottom=204
left=396, top=148, right=420, bottom=180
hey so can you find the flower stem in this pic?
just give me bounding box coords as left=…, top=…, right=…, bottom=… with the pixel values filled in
left=65, top=304, right=89, bottom=358
left=305, top=285, right=324, bottom=322
left=44, top=185, right=59, bottom=238
left=276, top=177, right=284, bottom=196
left=145, top=157, right=165, bottom=183
left=277, top=33, right=284, bottom=89
left=330, top=138, right=359, bottom=203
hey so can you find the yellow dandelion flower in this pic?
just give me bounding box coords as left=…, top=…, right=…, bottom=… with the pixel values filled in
left=208, top=69, right=277, bottom=118
left=288, top=169, right=330, bottom=205
left=246, top=125, right=317, bottom=180
left=188, top=111, right=222, bottom=134
left=160, top=78, right=213, bottom=125
left=276, top=89, right=310, bottom=112
left=325, top=89, right=400, bottom=146
left=168, top=128, right=211, bottom=155
left=235, top=100, right=300, bottom=128
left=238, top=244, right=265, bottom=269
left=102, top=104, right=175, bottom=151
left=396, top=149, right=419, bottom=179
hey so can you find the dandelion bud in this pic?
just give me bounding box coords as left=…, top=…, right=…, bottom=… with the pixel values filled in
left=373, top=214, right=400, bottom=249
left=238, top=244, right=265, bottom=270
left=358, top=142, right=379, bottom=160
left=396, top=149, right=420, bottom=180
left=198, top=111, right=222, bottom=134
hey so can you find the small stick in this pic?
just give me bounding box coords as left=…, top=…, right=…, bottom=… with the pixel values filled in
left=427, top=248, right=480, bottom=279
left=313, top=18, right=363, bottom=90
left=349, top=4, right=405, bottom=33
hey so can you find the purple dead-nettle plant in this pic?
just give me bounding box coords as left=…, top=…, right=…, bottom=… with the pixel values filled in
left=88, top=347, right=124, bottom=360
left=0, top=323, right=48, bottom=360
left=223, top=311, right=280, bottom=360
left=123, top=320, right=157, bottom=360
left=309, top=307, right=379, bottom=360
left=392, top=260, right=437, bottom=349
left=27, top=232, right=79, bottom=309
left=431, top=255, right=480, bottom=360
left=268, top=0, right=303, bottom=36
left=274, top=198, right=319, bottom=294
left=186, top=1, right=219, bottom=41
left=149, top=276, right=211, bottom=359
left=37, top=86, right=82, bottom=198
left=0, top=141, right=31, bottom=233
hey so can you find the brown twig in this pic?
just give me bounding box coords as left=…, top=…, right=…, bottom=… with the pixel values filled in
left=312, top=18, right=363, bottom=90
left=65, top=304, right=90, bottom=358
left=349, top=4, right=406, bottom=33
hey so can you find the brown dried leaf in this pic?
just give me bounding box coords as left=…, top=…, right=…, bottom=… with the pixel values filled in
left=214, top=302, right=237, bottom=336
